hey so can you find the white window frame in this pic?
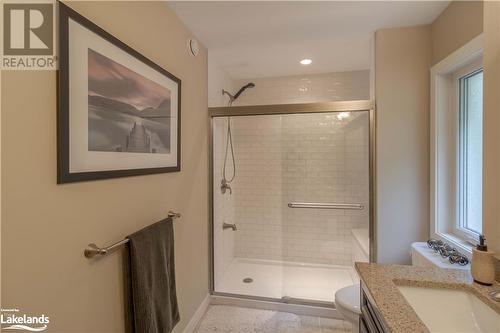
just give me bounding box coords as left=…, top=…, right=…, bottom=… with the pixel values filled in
left=454, top=62, right=483, bottom=242
left=430, top=34, right=483, bottom=256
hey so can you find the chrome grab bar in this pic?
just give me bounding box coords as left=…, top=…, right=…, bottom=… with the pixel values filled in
left=84, top=210, right=181, bottom=259
left=287, top=202, right=364, bottom=210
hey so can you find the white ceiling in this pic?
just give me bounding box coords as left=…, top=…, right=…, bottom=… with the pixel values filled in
left=169, top=1, right=449, bottom=79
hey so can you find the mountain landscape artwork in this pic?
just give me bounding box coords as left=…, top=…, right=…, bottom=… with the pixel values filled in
left=58, top=4, right=181, bottom=183
left=88, top=48, right=171, bottom=154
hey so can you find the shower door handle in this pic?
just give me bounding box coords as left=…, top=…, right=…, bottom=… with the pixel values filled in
left=287, top=202, right=364, bottom=210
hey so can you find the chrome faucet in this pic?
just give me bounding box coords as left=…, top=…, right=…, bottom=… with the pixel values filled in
left=220, top=179, right=232, bottom=195
left=223, top=222, right=237, bottom=231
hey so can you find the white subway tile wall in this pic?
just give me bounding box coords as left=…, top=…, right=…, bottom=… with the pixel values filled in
left=229, top=112, right=369, bottom=266
left=213, top=118, right=236, bottom=287
left=232, top=70, right=370, bottom=106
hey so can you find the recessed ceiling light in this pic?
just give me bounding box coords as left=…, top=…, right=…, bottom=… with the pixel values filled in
left=300, top=58, right=312, bottom=65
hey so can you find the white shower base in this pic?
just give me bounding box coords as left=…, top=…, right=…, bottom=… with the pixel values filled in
left=215, top=258, right=357, bottom=303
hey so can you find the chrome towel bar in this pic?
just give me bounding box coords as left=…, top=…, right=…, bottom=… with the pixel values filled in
left=287, top=202, right=364, bottom=210
left=84, top=210, right=181, bottom=259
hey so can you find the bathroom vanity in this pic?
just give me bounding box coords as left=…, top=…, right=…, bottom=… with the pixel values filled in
left=359, top=283, right=389, bottom=333
left=355, top=262, right=500, bottom=333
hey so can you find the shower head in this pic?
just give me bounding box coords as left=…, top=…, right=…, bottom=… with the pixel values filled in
left=233, top=82, right=255, bottom=100
left=222, top=82, right=255, bottom=104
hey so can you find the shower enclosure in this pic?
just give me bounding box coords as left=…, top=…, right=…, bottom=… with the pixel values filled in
left=209, top=101, right=374, bottom=307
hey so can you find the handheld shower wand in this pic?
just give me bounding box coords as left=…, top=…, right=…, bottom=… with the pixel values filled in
left=222, top=82, right=255, bottom=106
left=220, top=83, right=255, bottom=195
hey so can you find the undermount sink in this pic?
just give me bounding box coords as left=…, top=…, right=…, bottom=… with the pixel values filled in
left=397, top=286, right=500, bottom=333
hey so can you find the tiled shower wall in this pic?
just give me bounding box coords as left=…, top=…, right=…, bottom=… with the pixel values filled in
left=231, top=112, right=369, bottom=266
left=213, top=118, right=236, bottom=284
left=210, top=57, right=237, bottom=283
left=232, top=70, right=370, bottom=106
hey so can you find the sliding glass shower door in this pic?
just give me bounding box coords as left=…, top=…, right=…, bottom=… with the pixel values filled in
left=211, top=106, right=371, bottom=305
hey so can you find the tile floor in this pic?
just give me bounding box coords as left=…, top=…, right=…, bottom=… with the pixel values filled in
left=194, top=305, right=351, bottom=333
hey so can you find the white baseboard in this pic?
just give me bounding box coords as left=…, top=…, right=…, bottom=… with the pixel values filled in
left=183, top=294, right=210, bottom=333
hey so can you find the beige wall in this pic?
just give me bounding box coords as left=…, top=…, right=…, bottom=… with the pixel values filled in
left=431, top=0, right=497, bottom=254
left=1, top=2, right=208, bottom=332
left=374, top=26, right=432, bottom=264
left=431, top=1, right=483, bottom=65
left=208, top=56, right=235, bottom=107
left=374, top=1, right=485, bottom=263
left=482, top=1, right=500, bottom=255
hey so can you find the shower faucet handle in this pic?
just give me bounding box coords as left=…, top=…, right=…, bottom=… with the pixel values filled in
left=221, top=179, right=232, bottom=195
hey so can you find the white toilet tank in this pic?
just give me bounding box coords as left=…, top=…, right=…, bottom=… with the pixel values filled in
left=411, top=242, right=470, bottom=270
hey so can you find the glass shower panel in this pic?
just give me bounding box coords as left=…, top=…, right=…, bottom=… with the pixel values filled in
left=212, top=111, right=370, bottom=304
left=280, top=111, right=370, bottom=302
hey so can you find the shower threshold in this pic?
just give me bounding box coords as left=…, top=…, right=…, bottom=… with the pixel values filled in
left=280, top=295, right=334, bottom=308
left=211, top=292, right=342, bottom=319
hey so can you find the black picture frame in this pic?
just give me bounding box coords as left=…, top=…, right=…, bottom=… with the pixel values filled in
left=57, top=2, right=181, bottom=184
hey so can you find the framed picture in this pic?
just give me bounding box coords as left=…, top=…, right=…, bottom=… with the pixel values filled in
left=57, top=3, right=181, bottom=184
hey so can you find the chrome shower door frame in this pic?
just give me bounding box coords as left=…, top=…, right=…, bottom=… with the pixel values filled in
left=208, top=100, right=376, bottom=308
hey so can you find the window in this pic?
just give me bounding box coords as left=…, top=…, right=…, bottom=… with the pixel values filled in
left=457, top=69, right=483, bottom=239
left=430, top=34, right=483, bottom=254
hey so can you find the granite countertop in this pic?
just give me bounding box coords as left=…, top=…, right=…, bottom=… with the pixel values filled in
left=355, top=262, right=500, bottom=333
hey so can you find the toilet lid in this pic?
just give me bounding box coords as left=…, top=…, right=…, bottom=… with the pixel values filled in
left=335, top=284, right=361, bottom=314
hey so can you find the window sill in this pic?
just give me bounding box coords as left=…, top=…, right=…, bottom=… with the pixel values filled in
left=434, top=232, right=473, bottom=259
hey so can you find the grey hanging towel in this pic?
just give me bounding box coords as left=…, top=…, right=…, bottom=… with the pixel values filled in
left=124, top=218, right=179, bottom=333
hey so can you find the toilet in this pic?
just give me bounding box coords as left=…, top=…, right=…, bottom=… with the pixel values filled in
left=335, top=283, right=361, bottom=332
left=334, top=228, right=369, bottom=333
